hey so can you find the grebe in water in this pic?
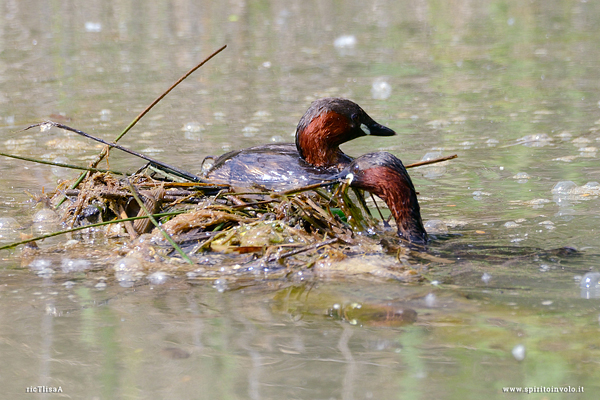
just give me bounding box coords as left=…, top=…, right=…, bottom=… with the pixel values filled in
left=204, top=98, right=395, bottom=189
left=343, top=152, right=428, bottom=245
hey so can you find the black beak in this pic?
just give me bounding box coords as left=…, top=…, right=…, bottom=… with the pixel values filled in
left=368, top=122, right=396, bottom=137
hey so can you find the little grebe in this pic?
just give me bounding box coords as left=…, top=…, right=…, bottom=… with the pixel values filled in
left=343, top=152, right=428, bottom=244
left=204, top=98, right=395, bottom=189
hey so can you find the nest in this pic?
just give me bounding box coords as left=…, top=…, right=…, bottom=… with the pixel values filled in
left=43, top=163, right=422, bottom=283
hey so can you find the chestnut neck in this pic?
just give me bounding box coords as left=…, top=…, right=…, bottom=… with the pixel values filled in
left=296, top=110, right=356, bottom=168
left=361, top=166, right=427, bottom=244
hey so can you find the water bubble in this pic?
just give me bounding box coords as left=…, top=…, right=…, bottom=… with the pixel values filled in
left=512, top=344, right=526, bottom=361
left=0, top=217, right=20, bottom=242
left=29, top=258, right=52, bottom=271
left=580, top=272, right=600, bottom=299
left=52, top=156, right=72, bottom=177
left=213, top=278, right=228, bottom=293
left=37, top=268, right=55, bottom=277
left=99, top=108, right=111, bottom=121
left=371, top=78, right=392, bottom=100
left=481, top=273, right=492, bottom=284
left=242, top=126, right=259, bottom=137
left=115, top=271, right=136, bottom=288
left=61, top=259, right=91, bottom=273
left=181, top=122, right=205, bottom=133
left=95, top=282, right=107, bottom=289
left=421, top=151, right=442, bottom=161
left=148, top=271, right=168, bottom=285
left=424, top=293, right=436, bottom=307
left=113, top=257, right=142, bottom=272
left=32, top=209, right=60, bottom=233
left=424, top=220, right=448, bottom=234
left=551, top=180, right=577, bottom=194
left=334, top=35, right=357, bottom=49
left=516, top=133, right=552, bottom=147
left=85, top=22, right=102, bottom=32
left=420, top=151, right=446, bottom=178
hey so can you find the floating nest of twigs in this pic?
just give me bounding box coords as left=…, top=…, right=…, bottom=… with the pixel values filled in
left=41, top=164, right=423, bottom=284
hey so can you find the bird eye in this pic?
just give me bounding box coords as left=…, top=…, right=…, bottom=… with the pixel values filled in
left=351, top=113, right=359, bottom=122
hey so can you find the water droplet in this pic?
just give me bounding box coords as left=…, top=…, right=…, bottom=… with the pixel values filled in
left=371, top=78, right=392, bottom=100
left=334, top=35, right=357, bottom=49
left=242, top=126, right=259, bottom=137
left=424, top=220, right=448, bottom=234
left=115, top=271, right=136, bottom=288
left=148, top=271, right=168, bottom=285
left=481, top=273, right=492, bottom=284
left=85, top=22, right=102, bottom=32
left=512, top=344, right=526, bottom=361
left=424, top=293, right=436, bottom=307
left=580, top=272, right=600, bottom=289
left=61, top=258, right=91, bottom=273
left=551, top=180, right=577, bottom=195
left=32, top=209, right=60, bottom=233
left=113, top=257, right=142, bottom=272
left=95, top=282, right=107, bottom=289
left=213, top=278, right=228, bottom=293
left=0, top=217, right=20, bottom=242
left=181, top=122, right=205, bottom=133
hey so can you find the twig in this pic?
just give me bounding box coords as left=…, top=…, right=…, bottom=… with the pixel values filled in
left=125, top=179, right=194, bottom=265
left=281, top=180, right=340, bottom=195
left=0, top=151, right=125, bottom=175
left=25, top=122, right=203, bottom=182
left=0, top=211, right=185, bottom=251
left=267, top=237, right=339, bottom=262
left=59, top=45, right=227, bottom=203
left=113, top=44, right=227, bottom=145
left=404, top=154, right=458, bottom=169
